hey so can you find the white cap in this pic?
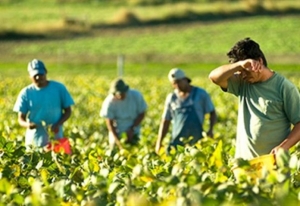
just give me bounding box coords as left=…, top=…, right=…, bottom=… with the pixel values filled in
left=168, top=68, right=190, bottom=82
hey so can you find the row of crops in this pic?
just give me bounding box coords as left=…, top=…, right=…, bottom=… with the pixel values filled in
left=1, top=74, right=300, bottom=205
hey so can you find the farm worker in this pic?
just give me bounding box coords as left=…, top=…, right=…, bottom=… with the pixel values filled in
left=100, top=78, right=147, bottom=150
left=209, top=37, right=300, bottom=160
left=155, top=68, right=217, bottom=154
left=13, top=59, right=75, bottom=148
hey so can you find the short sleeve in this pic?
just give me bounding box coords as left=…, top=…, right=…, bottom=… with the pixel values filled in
left=13, top=88, right=29, bottom=114
left=282, top=80, right=300, bottom=125
left=203, top=91, right=215, bottom=114
left=136, top=91, right=147, bottom=114
left=100, top=95, right=115, bottom=119
left=162, top=93, right=173, bottom=121
left=227, top=74, right=243, bottom=97
left=60, top=84, right=75, bottom=108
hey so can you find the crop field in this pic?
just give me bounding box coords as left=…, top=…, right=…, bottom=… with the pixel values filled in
left=1, top=0, right=300, bottom=205
left=1, top=68, right=300, bottom=205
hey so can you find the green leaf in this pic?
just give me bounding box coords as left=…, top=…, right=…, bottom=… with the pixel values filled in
left=13, top=146, right=26, bottom=157
left=88, top=159, right=100, bottom=173
left=0, top=178, right=14, bottom=195
left=12, top=193, right=24, bottom=205
left=276, top=148, right=290, bottom=168
left=18, top=176, right=29, bottom=188
left=5, top=142, right=14, bottom=153
left=209, top=140, right=223, bottom=168
left=36, top=160, right=43, bottom=170
left=289, top=154, right=299, bottom=169
left=0, top=136, right=6, bottom=148
left=100, top=168, right=110, bottom=178
left=108, top=182, right=120, bottom=194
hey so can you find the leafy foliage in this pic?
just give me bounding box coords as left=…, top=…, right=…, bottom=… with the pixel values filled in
left=1, top=72, right=300, bottom=205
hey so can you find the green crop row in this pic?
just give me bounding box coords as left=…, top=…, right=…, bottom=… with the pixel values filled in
left=0, top=71, right=300, bottom=205
left=1, top=15, right=300, bottom=67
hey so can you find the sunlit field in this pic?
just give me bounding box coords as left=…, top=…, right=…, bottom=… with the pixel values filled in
left=1, top=0, right=300, bottom=205
left=1, top=68, right=300, bottom=205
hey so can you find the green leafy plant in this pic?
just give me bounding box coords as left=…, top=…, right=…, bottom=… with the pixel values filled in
left=1, top=73, right=300, bottom=205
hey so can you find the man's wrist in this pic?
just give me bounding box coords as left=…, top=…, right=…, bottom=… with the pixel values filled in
left=27, top=122, right=34, bottom=129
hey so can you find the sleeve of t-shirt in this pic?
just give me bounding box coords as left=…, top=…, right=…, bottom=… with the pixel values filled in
left=60, top=84, right=75, bottom=108
left=100, top=96, right=115, bottom=119
left=136, top=91, right=147, bottom=114
left=13, top=88, right=28, bottom=114
left=161, top=93, right=173, bottom=121
left=227, top=74, right=243, bottom=97
left=202, top=90, right=215, bottom=114
left=282, top=79, right=300, bottom=125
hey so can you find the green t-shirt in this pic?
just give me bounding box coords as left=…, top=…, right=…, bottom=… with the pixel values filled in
left=227, top=72, right=300, bottom=159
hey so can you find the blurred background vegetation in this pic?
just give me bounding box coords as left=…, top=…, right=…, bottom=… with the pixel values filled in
left=0, top=0, right=300, bottom=74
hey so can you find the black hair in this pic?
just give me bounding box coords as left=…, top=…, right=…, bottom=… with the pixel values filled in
left=227, top=37, right=267, bottom=66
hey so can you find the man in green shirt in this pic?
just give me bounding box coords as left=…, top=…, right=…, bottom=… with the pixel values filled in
left=209, top=37, right=300, bottom=160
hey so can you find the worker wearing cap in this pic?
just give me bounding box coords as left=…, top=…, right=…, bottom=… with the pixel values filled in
left=156, top=68, right=217, bottom=154
left=100, top=78, right=147, bottom=150
left=13, top=59, right=74, bottom=148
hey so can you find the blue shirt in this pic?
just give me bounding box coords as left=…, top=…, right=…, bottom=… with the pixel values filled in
left=162, top=86, right=215, bottom=139
left=13, top=80, right=74, bottom=147
left=100, top=89, right=147, bottom=135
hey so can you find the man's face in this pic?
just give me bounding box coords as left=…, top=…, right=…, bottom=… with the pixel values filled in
left=172, top=78, right=189, bottom=91
left=239, top=58, right=264, bottom=83
left=114, top=92, right=126, bottom=100
left=240, top=69, right=262, bottom=83
left=31, top=73, right=47, bottom=88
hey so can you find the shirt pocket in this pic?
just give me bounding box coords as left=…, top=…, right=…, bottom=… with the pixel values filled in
left=261, top=99, right=283, bottom=117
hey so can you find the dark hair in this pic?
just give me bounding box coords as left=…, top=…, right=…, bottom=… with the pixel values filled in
left=227, top=37, right=267, bottom=66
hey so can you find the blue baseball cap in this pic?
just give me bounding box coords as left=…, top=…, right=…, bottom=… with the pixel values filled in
left=27, top=59, right=46, bottom=77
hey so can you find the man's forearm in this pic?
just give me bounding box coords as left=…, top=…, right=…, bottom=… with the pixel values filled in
left=56, top=107, right=72, bottom=126
left=209, top=62, right=242, bottom=84
left=157, top=120, right=170, bottom=143
left=279, top=122, right=300, bottom=150
left=105, top=119, right=123, bottom=149
left=209, top=110, right=217, bottom=130
left=131, top=112, right=145, bottom=128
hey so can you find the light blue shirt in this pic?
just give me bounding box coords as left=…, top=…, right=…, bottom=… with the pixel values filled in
left=162, top=87, right=215, bottom=139
left=100, top=89, right=147, bottom=135
left=227, top=72, right=300, bottom=159
left=13, top=80, right=74, bottom=147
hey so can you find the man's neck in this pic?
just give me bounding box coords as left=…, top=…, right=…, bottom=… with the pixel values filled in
left=260, top=67, right=274, bottom=82
left=178, top=85, right=193, bottom=98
